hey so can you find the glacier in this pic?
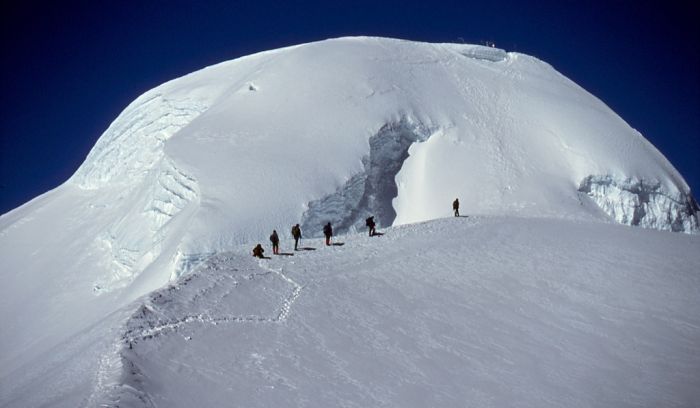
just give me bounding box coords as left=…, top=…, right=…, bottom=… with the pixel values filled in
left=1, top=37, right=699, bottom=407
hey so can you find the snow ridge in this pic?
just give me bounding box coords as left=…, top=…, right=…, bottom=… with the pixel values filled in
left=84, top=340, right=156, bottom=408
left=453, top=44, right=508, bottom=62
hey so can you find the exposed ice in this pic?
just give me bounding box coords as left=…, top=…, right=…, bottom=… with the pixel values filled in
left=451, top=44, right=508, bottom=62
left=302, top=117, right=432, bottom=236
left=579, top=175, right=699, bottom=233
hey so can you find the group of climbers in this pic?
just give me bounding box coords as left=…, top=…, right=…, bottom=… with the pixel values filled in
left=253, top=198, right=461, bottom=258
left=253, top=221, right=338, bottom=258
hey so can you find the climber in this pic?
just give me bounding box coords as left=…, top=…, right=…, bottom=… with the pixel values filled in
left=291, top=224, right=302, bottom=251
left=453, top=198, right=460, bottom=217
left=323, top=222, right=333, bottom=246
left=365, top=216, right=377, bottom=236
left=252, top=244, right=265, bottom=258
left=270, top=230, right=280, bottom=255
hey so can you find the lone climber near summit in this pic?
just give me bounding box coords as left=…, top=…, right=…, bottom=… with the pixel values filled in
left=453, top=198, right=460, bottom=217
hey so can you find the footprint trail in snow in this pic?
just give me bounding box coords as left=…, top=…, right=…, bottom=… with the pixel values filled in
left=123, top=253, right=304, bottom=344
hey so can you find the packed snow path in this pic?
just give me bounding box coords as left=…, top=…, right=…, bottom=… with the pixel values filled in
left=85, top=216, right=700, bottom=408
left=123, top=255, right=304, bottom=345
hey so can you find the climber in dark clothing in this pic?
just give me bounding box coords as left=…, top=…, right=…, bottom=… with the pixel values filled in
left=252, top=244, right=265, bottom=258
left=323, top=222, right=333, bottom=246
left=270, top=230, right=280, bottom=255
left=291, top=224, right=302, bottom=251
left=365, top=216, right=376, bottom=236
left=453, top=198, right=460, bottom=217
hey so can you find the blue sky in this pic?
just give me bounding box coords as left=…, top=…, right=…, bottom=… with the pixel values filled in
left=1, top=0, right=698, bottom=214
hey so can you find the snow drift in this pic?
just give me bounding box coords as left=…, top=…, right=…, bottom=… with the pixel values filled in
left=1, top=36, right=699, bottom=407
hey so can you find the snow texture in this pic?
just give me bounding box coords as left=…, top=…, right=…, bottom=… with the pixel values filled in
left=7, top=217, right=699, bottom=408
left=1, top=37, right=699, bottom=407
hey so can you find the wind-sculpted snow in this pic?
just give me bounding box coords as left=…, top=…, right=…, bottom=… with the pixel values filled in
left=579, top=175, right=700, bottom=233
left=71, top=94, right=209, bottom=189
left=93, top=157, right=199, bottom=293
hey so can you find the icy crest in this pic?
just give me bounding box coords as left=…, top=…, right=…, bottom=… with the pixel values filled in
left=72, top=94, right=210, bottom=189
left=451, top=43, right=508, bottom=61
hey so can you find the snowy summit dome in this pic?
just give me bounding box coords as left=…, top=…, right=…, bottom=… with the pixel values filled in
left=73, top=37, right=697, bottom=243
left=2, top=36, right=699, bottom=408
left=4, top=36, right=697, bottom=296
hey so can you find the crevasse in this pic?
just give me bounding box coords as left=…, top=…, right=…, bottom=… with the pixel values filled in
left=301, top=118, right=432, bottom=236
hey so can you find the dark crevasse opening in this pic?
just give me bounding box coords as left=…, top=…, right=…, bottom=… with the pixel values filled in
left=301, top=118, right=432, bottom=237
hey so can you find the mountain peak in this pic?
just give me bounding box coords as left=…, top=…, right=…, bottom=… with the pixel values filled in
left=1, top=37, right=699, bottom=407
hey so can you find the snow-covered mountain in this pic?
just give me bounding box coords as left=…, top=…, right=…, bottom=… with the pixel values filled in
left=1, top=37, right=698, bottom=407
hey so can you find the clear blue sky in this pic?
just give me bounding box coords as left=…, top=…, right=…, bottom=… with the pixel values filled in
left=1, top=0, right=698, bottom=214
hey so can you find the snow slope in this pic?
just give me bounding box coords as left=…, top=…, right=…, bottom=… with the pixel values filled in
left=4, top=217, right=699, bottom=407
left=1, top=37, right=699, bottom=407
